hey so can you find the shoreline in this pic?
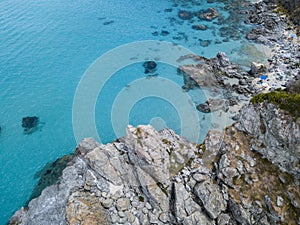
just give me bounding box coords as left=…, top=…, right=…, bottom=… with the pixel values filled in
left=7, top=0, right=300, bottom=224
left=196, top=0, right=300, bottom=128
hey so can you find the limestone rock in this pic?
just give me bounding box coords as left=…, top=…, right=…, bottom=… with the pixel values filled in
left=66, top=191, right=110, bottom=225
left=236, top=103, right=300, bottom=176
left=116, top=198, right=130, bottom=211
left=194, top=179, right=226, bottom=219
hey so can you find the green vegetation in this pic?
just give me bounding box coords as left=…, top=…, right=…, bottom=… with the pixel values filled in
left=272, top=5, right=288, bottom=14
left=294, top=61, right=300, bottom=68
left=136, top=127, right=142, bottom=137
left=161, top=139, right=171, bottom=145
left=156, top=182, right=169, bottom=197
left=272, top=4, right=300, bottom=34
left=251, top=90, right=300, bottom=119
left=138, top=196, right=144, bottom=202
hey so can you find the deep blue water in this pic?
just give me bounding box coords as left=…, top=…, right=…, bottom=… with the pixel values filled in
left=0, top=0, right=254, bottom=223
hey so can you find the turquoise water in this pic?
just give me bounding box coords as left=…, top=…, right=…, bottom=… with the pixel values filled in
left=0, top=0, right=252, bottom=223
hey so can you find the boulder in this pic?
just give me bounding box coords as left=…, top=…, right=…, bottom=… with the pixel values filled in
left=197, top=102, right=211, bottom=113
left=196, top=98, right=226, bottom=113
left=194, top=179, right=226, bottom=219
left=249, top=62, right=267, bottom=76
left=217, top=52, right=230, bottom=67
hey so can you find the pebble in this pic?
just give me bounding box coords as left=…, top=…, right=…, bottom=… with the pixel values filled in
left=111, top=214, right=119, bottom=223
left=192, top=173, right=207, bottom=182
left=116, top=198, right=130, bottom=211
left=145, top=202, right=152, bottom=210
left=118, top=211, right=126, bottom=218
left=126, top=212, right=136, bottom=223
left=277, top=196, right=284, bottom=207
left=113, top=190, right=123, bottom=200
left=142, top=207, right=148, bottom=214
left=131, top=199, right=139, bottom=208
left=101, top=198, right=113, bottom=209
left=159, top=212, right=169, bottom=224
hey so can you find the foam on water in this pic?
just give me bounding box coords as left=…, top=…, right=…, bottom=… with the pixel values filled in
left=0, top=0, right=261, bottom=223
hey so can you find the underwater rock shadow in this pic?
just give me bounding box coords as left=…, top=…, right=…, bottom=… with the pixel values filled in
left=25, top=154, right=75, bottom=206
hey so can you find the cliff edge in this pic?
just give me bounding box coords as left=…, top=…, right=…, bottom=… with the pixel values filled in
left=9, top=99, right=300, bottom=225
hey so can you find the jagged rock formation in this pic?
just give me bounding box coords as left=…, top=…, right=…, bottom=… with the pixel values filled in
left=9, top=101, right=300, bottom=224
left=177, top=52, right=244, bottom=90
left=237, top=102, right=300, bottom=177
left=8, top=0, right=300, bottom=223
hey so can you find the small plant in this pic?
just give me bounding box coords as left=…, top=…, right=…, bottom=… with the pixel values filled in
left=294, top=61, right=300, bottom=68
left=251, top=91, right=300, bottom=119
left=272, top=5, right=288, bottom=14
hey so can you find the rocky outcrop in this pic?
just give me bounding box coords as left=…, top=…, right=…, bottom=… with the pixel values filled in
left=177, top=52, right=242, bottom=90
left=8, top=1, right=300, bottom=223
left=9, top=126, right=199, bottom=225
left=9, top=107, right=300, bottom=224
left=236, top=102, right=300, bottom=177
left=177, top=52, right=261, bottom=98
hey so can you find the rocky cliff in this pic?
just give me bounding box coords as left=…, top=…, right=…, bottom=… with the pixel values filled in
left=8, top=0, right=300, bottom=223
left=9, top=100, right=300, bottom=225
left=276, top=0, right=300, bottom=25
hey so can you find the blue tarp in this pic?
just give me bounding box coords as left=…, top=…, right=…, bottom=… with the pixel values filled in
left=260, top=75, right=267, bottom=80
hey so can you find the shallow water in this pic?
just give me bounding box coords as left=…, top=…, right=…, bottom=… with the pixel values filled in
left=0, top=0, right=260, bottom=223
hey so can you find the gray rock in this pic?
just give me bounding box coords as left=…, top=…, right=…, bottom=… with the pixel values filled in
left=194, top=179, right=226, bottom=219
left=277, top=196, right=284, bottom=207
left=249, top=62, right=267, bottom=76
left=116, top=198, right=130, bottom=211
left=236, top=103, right=300, bottom=176
left=75, top=137, right=100, bottom=156
left=158, top=212, right=169, bottom=224
left=182, top=211, right=215, bottom=225
left=217, top=52, right=231, bottom=67
left=9, top=158, right=88, bottom=225
left=217, top=213, right=231, bottom=225
left=101, top=198, right=113, bottom=209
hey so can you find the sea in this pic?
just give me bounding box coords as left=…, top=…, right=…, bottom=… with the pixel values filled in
left=0, top=0, right=266, bottom=223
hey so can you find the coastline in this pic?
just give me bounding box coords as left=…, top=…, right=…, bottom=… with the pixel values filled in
left=8, top=0, right=300, bottom=224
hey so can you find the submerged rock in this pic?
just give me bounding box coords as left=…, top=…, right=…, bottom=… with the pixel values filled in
left=191, top=24, right=207, bottom=30
left=194, top=179, right=226, bottom=219
left=160, top=30, right=170, bottom=36
left=22, top=116, right=39, bottom=134
left=26, top=154, right=75, bottom=205
left=143, top=61, right=157, bottom=74
left=196, top=8, right=219, bottom=21
left=197, top=102, right=211, bottom=113
left=199, top=39, right=211, bottom=47
left=178, top=10, right=193, bottom=20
